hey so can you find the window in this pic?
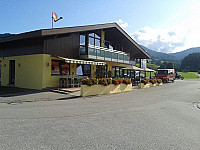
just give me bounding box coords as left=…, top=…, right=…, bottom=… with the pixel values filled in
left=82, top=65, right=91, bottom=76
left=96, top=65, right=107, bottom=78
left=51, top=60, right=70, bottom=75
left=80, top=35, right=86, bottom=45
left=89, top=37, right=94, bottom=46
left=95, top=38, right=100, bottom=47
left=80, top=46, right=87, bottom=55
left=88, top=33, right=101, bottom=47
left=112, top=66, right=123, bottom=77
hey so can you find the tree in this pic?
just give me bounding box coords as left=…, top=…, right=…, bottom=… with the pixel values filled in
left=166, top=62, right=174, bottom=69
left=181, top=53, right=200, bottom=72
left=198, top=64, right=200, bottom=74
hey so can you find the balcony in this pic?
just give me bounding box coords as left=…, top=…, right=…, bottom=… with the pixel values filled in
left=80, top=45, right=132, bottom=64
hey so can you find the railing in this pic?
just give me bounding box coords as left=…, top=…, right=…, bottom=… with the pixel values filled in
left=80, top=45, right=131, bottom=64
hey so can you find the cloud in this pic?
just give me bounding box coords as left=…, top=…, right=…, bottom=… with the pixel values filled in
left=116, top=19, right=129, bottom=28
left=131, top=26, right=186, bottom=53
left=131, top=0, right=200, bottom=53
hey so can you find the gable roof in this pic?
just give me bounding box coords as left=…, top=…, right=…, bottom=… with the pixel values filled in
left=0, top=23, right=150, bottom=59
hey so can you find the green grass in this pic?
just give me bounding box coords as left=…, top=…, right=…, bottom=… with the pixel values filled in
left=178, top=72, right=200, bottom=79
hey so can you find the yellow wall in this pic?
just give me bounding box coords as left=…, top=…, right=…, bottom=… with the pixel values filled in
left=81, top=84, right=132, bottom=97
left=1, top=55, right=43, bottom=89
left=0, top=54, right=132, bottom=90
left=42, top=55, right=78, bottom=89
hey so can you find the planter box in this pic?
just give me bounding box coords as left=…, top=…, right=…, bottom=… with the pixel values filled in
left=138, top=83, right=151, bottom=89
left=156, top=83, right=163, bottom=86
left=81, top=84, right=132, bottom=97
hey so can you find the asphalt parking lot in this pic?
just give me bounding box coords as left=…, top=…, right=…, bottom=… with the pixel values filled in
left=0, top=79, right=200, bottom=150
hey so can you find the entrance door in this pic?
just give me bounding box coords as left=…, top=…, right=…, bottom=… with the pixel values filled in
left=9, top=60, right=15, bottom=84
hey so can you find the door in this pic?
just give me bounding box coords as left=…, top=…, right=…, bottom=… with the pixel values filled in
left=9, top=60, right=15, bottom=84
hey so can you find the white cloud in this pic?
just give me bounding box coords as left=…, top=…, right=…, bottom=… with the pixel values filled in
left=131, top=0, right=200, bottom=53
left=116, top=19, right=129, bottom=28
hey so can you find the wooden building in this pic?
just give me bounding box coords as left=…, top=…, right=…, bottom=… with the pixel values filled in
left=0, top=23, right=150, bottom=89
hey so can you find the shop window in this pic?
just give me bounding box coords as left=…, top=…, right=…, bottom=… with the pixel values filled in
left=51, top=60, right=70, bottom=75
left=96, top=65, right=107, bottom=78
left=76, top=64, right=91, bottom=77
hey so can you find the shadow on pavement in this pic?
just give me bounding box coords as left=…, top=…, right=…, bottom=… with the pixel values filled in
left=0, top=86, right=45, bottom=97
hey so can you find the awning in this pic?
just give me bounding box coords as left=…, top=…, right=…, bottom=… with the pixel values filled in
left=122, top=65, right=143, bottom=71
left=142, top=68, right=156, bottom=72
left=57, top=56, right=106, bottom=65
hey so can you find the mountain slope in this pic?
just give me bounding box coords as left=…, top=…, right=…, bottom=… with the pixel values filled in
left=0, top=33, right=14, bottom=38
left=140, top=45, right=178, bottom=61
left=170, top=47, right=200, bottom=59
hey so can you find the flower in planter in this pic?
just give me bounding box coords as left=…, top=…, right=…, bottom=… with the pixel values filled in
left=86, top=79, right=93, bottom=86
left=81, top=78, right=88, bottom=85
left=141, top=79, right=149, bottom=85
left=149, top=79, right=155, bottom=84
left=91, top=78, right=98, bottom=85
left=123, top=79, right=131, bottom=85
left=157, top=79, right=162, bottom=84
left=99, top=78, right=108, bottom=86
left=107, top=78, right=112, bottom=85
left=112, top=78, right=119, bottom=86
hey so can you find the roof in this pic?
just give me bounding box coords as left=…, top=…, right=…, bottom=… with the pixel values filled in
left=122, top=65, right=143, bottom=71
left=142, top=68, right=156, bottom=72
left=0, top=23, right=150, bottom=59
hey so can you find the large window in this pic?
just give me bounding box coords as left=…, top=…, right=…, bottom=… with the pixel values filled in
left=112, top=66, right=123, bottom=77
left=77, top=64, right=91, bottom=76
left=51, top=60, right=70, bottom=75
left=80, top=34, right=87, bottom=55
left=96, top=65, right=107, bottom=78
left=89, top=33, right=101, bottom=47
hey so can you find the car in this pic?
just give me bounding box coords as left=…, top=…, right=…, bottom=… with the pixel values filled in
left=155, top=69, right=175, bottom=83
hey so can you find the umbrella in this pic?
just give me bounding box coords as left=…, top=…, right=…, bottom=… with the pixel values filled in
left=122, top=66, right=143, bottom=71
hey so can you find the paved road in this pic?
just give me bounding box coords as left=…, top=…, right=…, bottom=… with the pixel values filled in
left=0, top=79, right=200, bottom=150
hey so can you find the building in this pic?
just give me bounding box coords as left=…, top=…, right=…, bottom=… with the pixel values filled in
left=0, top=23, right=150, bottom=90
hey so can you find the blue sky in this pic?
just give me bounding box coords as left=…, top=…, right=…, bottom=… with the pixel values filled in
left=1, top=0, right=200, bottom=53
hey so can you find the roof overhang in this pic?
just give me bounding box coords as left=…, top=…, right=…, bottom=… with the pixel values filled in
left=0, top=23, right=150, bottom=59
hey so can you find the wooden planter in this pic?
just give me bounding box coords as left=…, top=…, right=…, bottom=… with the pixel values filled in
left=156, top=83, right=163, bottom=86
left=149, top=83, right=157, bottom=87
left=81, top=84, right=132, bottom=97
left=138, top=83, right=151, bottom=89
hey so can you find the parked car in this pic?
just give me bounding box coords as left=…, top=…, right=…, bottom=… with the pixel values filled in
left=155, top=69, right=175, bottom=83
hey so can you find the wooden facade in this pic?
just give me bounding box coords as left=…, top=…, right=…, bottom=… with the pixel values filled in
left=0, top=23, right=151, bottom=60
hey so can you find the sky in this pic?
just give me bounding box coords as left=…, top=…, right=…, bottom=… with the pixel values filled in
left=1, top=0, right=200, bottom=53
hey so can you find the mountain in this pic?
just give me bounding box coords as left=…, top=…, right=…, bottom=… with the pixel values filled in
left=170, top=47, right=200, bottom=59
left=140, top=45, right=178, bottom=61
left=0, top=33, right=14, bottom=38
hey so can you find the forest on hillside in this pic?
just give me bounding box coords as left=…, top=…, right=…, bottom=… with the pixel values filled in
left=180, top=53, right=200, bottom=72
